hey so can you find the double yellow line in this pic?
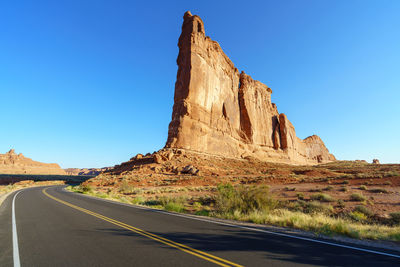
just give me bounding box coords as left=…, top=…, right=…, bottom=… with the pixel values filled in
left=42, top=188, right=243, bottom=267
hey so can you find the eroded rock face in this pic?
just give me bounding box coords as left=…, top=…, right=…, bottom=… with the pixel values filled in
left=0, top=149, right=66, bottom=174
left=165, top=11, right=335, bottom=165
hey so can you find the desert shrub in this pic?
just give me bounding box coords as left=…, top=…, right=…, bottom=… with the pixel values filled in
left=309, top=188, right=323, bottom=192
left=80, top=184, right=93, bottom=193
left=343, top=180, right=350, bottom=184
left=195, top=210, right=210, bottom=216
left=350, top=211, right=367, bottom=222
left=214, top=184, right=277, bottom=214
left=95, top=192, right=108, bottom=198
left=296, top=200, right=333, bottom=215
left=337, top=199, right=345, bottom=208
left=350, top=193, right=366, bottom=202
left=339, top=186, right=348, bottom=192
left=324, top=185, right=334, bottom=191
left=296, top=192, right=304, bottom=200
left=384, top=171, right=399, bottom=177
left=165, top=202, right=185, bottom=212
left=131, top=196, right=145, bottom=205
left=157, top=196, right=187, bottom=212
left=284, top=186, right=296, bottom=191
left=383, top=181, right=392, bottom=185
left=354, top=205, right=373, bottom=217
left=355, top=173, right=370, bottom=179
left=369, top=188, right=388, bottom=194
left=389, top=212, right=400, bottom=224
left=193, top=201, right=203, bottom=209
left=359, top=185, right=367, bottom=190
left=198, top=195, right=213, bottom=205
left=118, top=181, right=135, bottom=194
left=310, top=193, right=335, bottom=202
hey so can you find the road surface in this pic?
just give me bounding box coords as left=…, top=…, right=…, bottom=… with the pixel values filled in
left=0, top=186, right=399, bottom=266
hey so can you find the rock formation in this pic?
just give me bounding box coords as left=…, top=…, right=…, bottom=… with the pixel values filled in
left=0, top=149, right=66, bottom=175
left=165, top=11, right=335, bottom=164
left=64, top=167, right=112, bottom=176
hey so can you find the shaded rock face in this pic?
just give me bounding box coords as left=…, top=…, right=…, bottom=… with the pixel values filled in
left=0, top=149, right=66, bottom=175
left=166, top=11, right=335, bottom=165
left=64, top=167, right=112, bottom=176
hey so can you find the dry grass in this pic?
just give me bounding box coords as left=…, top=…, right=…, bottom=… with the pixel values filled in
left=218, top=209, right=400, bottom=241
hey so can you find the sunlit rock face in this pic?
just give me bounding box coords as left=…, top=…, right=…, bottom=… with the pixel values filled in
left=166, top=11, right=335, bottom=165
left=0, top=149, right=66, bottom=174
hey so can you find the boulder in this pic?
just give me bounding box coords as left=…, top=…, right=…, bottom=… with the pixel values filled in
left=182, top=165, right=199, bottom=175
left=153, top=154, right=163, bottom=164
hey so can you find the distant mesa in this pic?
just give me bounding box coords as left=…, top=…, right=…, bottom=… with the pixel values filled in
left=165, top=11, right=335, bottom=164
left=0, top=149, right=66, bottom=175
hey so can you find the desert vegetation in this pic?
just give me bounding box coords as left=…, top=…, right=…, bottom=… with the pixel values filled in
left=62, top=154, right=400, bottom=242
left=67, top=168, right=400, bottom=242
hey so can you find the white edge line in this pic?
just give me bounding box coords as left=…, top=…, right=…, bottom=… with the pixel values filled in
left=61, top=187, right=400, bottom=259
left=12, top=190, right=21, bottom=267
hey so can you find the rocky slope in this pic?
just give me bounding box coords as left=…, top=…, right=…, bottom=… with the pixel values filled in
left=65, top=167, right=112, bottom=176
left=0, top=149, right=66, bottom=175
left=165, top=11, right=335, bottom=165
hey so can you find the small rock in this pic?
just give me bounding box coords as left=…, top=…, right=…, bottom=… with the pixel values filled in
left=167, top=151, right=174, bottom=160
left=372, top=159, right=380, bottom=164
left=153, top=154, right=163, bottom=164
left=182, top=165, right=199, bottom=175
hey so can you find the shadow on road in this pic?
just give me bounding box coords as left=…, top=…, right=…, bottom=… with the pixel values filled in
left=94, top=227, right=398, bottom=266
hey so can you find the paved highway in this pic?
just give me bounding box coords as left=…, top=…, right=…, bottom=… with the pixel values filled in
left=0, top=186, right=399, bottom=266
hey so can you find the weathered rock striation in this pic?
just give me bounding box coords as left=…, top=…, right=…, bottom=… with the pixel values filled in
left=165, top=11, right=335, bottom=164
left=0, top=149, right=66, bottom=175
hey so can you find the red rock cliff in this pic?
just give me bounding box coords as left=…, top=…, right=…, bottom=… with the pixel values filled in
left=166, top=11, right=335, bottom=164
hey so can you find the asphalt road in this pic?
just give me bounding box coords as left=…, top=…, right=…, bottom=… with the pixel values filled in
left=0, top=186, right=399, bottom=266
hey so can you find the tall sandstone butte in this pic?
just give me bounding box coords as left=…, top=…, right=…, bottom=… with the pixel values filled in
left=166, top=12, right=335, bottom=164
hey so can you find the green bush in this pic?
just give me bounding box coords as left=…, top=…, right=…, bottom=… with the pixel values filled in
left=354, top=205, right=373, bottom=217
left=296, top=192, right=305, bottom=200
left=165, top=202, right=185, bottom=212
left=310, top=193, right=335, bottom=202
left=350, top=211, right=367, bottom=222
left=214, top=184, right=277, bottom=214
left=350, top=193, right=366, bottom=202
left=195, top=210, right=210, bottom=216
left=359, top=185, right=367, bottom=190
left=131, top=196, right=145, bottom=205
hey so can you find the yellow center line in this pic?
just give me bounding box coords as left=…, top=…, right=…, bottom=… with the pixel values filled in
left=42, top=188, right=243, bottom=267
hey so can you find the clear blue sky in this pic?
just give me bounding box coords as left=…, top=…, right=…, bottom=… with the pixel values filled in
left=1, top=0, right=399, bottom=168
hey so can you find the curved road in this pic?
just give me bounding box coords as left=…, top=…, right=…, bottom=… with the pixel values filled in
left=0, top=186, right=399, bottom=266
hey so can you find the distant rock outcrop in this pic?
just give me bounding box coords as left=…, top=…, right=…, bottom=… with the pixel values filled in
left=64, top=167, right=112, bottom=176
left=165, top=11, right=335, bottom=164
left=0, top=149, right=66, bottom=175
